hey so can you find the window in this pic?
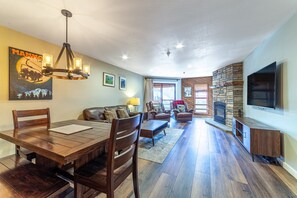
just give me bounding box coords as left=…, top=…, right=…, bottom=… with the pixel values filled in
left=195, top=84, right=208, bottom=114
left=153, top=83, right=176, bottom=110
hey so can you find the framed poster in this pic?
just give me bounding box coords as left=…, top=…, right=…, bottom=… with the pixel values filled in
left=119, top=76, right=126, bottom=90
left=9, top=47, right=52, bottom=100
left=184, top=86, right=192, bottom=97
left=103, top=72, right=115, bottom=87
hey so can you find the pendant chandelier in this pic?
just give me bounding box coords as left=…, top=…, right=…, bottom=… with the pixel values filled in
left=42, top=9, right=90, bottom=80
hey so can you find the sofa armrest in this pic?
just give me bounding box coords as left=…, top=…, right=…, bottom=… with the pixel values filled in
left=129, top=112, right=140, bottom=117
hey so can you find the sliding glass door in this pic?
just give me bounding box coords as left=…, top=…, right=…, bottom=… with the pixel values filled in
left=153, top=83, right=176, bottom=110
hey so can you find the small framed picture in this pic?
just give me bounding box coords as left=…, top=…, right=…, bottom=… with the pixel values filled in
left=103, top=72, right=115, bottom=87
left=119, top=76, right=126, bottom=90
left=184, top=86, right=192, bottom=97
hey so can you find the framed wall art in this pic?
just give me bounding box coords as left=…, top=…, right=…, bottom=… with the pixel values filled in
left=119, top=76, right=126, bottom=90
left=184, top=86, right=192, bottom=97
left=103, top=72, right=115, bottom=87
left=9, top=47, right=53, bottom=100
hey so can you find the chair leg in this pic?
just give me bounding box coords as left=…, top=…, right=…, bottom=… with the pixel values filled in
left=15, top=145, right=20, bottom=156
left=132, top=164, right=140, bottom=198
left=107, top=188, right=114, bottom=198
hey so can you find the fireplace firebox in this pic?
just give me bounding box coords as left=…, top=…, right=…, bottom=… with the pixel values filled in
left=214, top=101, right=226, bottom=125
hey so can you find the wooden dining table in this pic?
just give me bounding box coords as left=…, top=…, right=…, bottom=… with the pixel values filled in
left=0, top=119, right=111, bottom=196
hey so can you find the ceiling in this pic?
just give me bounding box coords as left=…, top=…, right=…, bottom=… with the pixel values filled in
left=1, top=0, right=297, bottom=78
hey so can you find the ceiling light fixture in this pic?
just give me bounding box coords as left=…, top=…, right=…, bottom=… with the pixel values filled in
left=42, top=9, right=90, bottom=80
left=175, top=43, right=184, bottom=49
left=166, top=49, right=171, bottom=57
left=122, top=55, right=128, bottom=60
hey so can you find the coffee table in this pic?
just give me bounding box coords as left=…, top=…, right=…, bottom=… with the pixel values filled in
left=140, top=120, right=168, bottom=146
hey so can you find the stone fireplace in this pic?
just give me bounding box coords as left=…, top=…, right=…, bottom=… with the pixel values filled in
left=212, top=62, right=243, bottom=128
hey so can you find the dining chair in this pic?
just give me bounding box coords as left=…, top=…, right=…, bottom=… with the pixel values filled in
left=74, top=113, right=143, bottom=198
left=12, top=108, right=51, bottom=161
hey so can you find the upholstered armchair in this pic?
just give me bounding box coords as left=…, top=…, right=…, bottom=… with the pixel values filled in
left=146, top=101, right=171, bottom=122
left=171, top=100, right=193, bottom=122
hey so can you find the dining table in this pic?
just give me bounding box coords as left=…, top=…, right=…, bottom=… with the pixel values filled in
left=0, top=119, right=112, bottom=197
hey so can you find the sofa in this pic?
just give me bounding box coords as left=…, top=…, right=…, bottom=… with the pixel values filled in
left=83, top=105, right=139, bottom=122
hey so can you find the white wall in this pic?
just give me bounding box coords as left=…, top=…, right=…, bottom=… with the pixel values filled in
left=0, top=26, right=144, bottom=157
left=243, top=13, right=297, bottom=178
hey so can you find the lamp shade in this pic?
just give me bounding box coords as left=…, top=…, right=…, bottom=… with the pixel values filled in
left=130, top=97, right=140, bottom=106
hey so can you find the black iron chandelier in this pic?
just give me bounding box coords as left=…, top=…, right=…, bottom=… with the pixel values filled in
left=42, top=9, right=90, bottom=80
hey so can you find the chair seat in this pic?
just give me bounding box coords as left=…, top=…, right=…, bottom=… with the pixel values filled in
left=176, top=112, right=193, bottom=121
left=74, top=154, right=133, bottom=193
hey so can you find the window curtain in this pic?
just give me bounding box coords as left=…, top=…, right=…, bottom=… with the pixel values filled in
left=143, top=78, right=153, bottom=111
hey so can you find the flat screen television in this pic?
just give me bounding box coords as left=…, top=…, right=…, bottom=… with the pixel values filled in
left=247, top=62, right=276, bottom=108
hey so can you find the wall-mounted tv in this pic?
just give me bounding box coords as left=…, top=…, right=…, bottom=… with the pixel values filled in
left=247, top=62, right=276, bottom=108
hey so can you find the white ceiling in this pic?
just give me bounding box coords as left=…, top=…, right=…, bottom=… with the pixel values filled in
left=1, top=0, right=297, bottom=78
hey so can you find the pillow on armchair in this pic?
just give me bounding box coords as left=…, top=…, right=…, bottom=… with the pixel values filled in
left=151, top=102, right=163, bottom=113
left=177, top=104, right=186, bottom=112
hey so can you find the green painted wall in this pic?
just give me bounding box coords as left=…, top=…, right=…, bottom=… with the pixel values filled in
left=0, top=26, right=144, bottom=157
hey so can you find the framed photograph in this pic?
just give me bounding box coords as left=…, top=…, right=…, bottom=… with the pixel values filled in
left=9, top=47, right=53, bottom=100
left=119, top=76, right=126, bottom=90
left=103, top=72, right=115, bottom=87
left=184, top=86, right=192, bottom=97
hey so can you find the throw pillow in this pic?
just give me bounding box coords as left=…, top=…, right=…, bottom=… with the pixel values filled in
left=105, top=108, right=118, bottom=119
left=116, top=108, right=130, bottom=118
left=104, top=110, right=117, bottom=123
left=152, top=102, right=163, bottom=113
left=177, top=104, right=186, bottom=112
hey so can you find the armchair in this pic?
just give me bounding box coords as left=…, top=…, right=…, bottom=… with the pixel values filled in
left=171, top=100, right=193, bottom=122
left=146, top=101, right=171, bottom=122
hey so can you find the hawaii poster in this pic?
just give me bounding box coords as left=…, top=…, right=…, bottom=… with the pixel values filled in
left=9, top=47, right=52, bottom=100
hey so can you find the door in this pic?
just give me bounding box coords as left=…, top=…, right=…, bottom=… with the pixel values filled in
left=153, top=83, right=176, bottom=110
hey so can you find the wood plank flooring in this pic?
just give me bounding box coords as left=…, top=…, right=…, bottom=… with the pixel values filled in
left=93, top=118, right=297, bottom=198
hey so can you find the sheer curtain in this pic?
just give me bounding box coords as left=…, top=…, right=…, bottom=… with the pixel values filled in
left=143, top=78, right=153, bottom=111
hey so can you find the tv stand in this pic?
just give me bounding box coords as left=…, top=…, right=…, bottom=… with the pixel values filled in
left=232, top=117, right=280, bottom=161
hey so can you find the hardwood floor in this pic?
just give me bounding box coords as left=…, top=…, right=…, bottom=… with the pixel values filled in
left=95, top=118, right=297, bottom=198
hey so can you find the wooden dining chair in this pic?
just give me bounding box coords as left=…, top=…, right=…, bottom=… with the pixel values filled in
left=12, top=108, right=51, bottom=161
left=74, top=113, right=143, bottom=198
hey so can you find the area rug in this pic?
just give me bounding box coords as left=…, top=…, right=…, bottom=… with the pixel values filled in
left=138, top=128, right=184, bottom=163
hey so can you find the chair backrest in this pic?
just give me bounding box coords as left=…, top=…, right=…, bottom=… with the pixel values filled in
left=12, top=108, right=51, bottom=129
left=171, top=100, right=185, bottom=109
left=145, top=102, right=151, bottom=111
left=149, top=101, right=165, bottom=112
left=107, top=113, right=143, bottom=183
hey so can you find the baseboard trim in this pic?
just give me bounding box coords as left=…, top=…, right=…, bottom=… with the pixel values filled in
left=282, top=161, right=297, bottom=180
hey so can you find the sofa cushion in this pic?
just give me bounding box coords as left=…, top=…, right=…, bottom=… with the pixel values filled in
left=117, top=108, right=130, bottom=118
left=104, top=110, right=118, bottom=123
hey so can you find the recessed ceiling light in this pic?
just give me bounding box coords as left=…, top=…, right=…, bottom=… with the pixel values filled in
left=122, top=55, right=128, bottom=60
left=176, top=43, right=184, bottom=49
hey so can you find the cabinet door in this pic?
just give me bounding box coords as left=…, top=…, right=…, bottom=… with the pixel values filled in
left=232, top=118, right=236, bottom=136
left=243, top=125, right=250, bottom=153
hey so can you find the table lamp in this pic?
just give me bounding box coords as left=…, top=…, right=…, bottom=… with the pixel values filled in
left=130, top=97, right=140, bottom=112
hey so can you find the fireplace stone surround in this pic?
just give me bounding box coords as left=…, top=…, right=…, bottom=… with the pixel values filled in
left=212, top=62, right=243, bottom=128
